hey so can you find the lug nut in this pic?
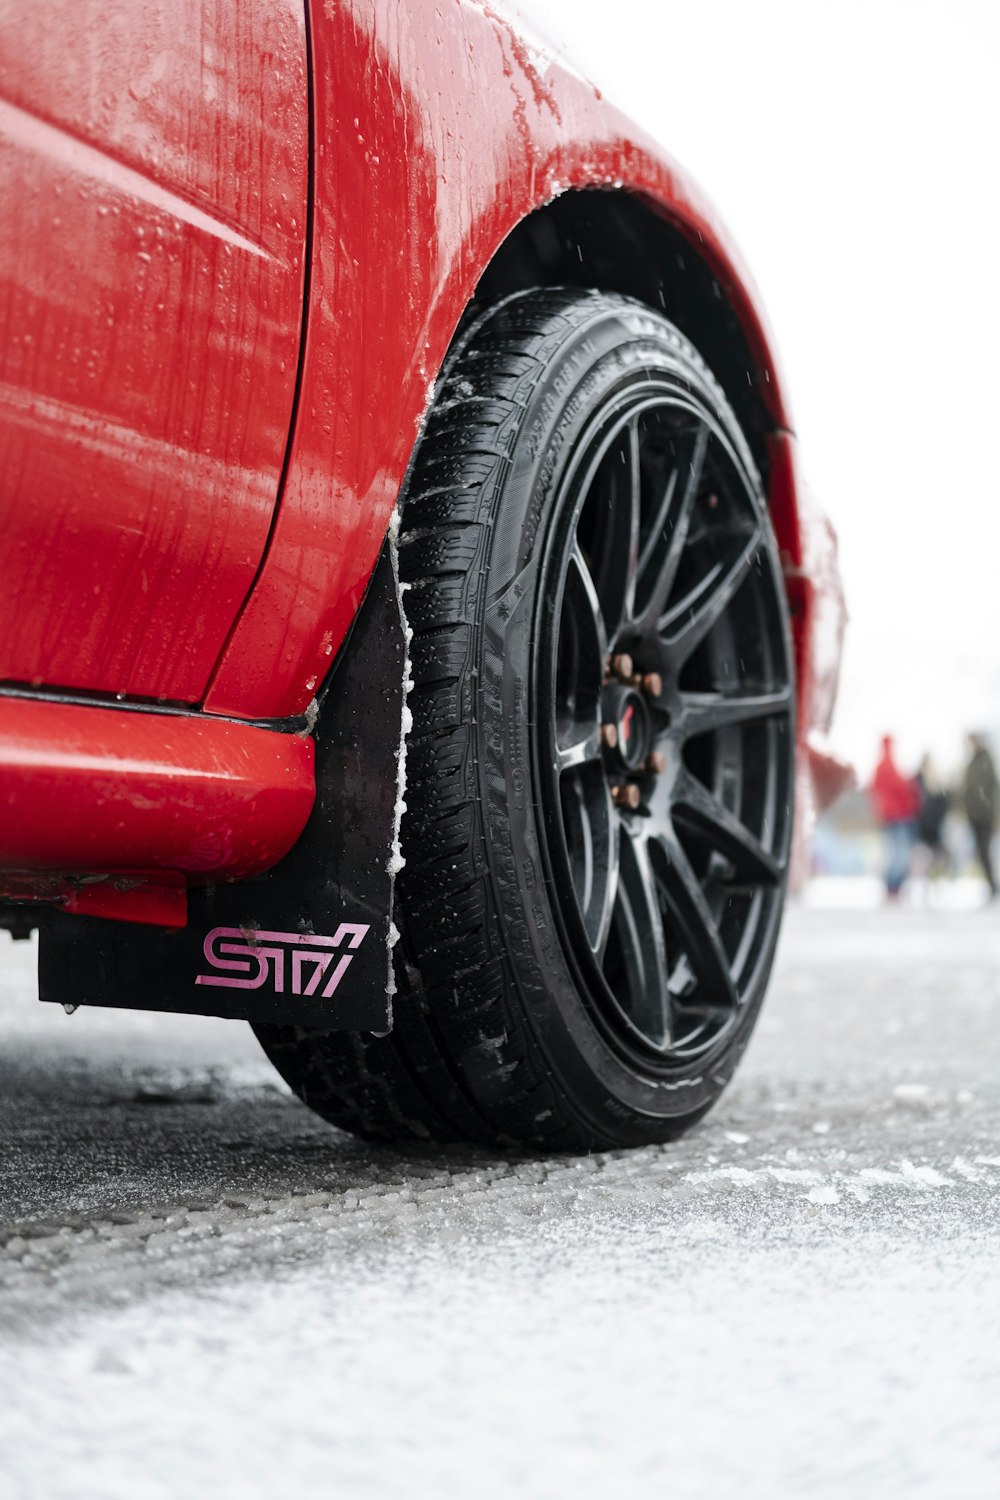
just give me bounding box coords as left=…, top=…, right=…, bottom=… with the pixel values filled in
left=645, top=751, right=666, bottom=775
left=600, top=722, right=619, bottom=749
left=612, top=783, right=642, bottom=810
left=610, top=653, right=633, bottom=681
left=641, top=672, right=663, bottom=699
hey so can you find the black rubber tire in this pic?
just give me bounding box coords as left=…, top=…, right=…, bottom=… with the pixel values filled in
left=256, top=290, right=794, bottom=1151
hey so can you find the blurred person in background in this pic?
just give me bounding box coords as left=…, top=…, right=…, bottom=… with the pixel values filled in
left=914, top=754, right=952, bottom=883
left=870, top=734, right=919, bottom=902
left=962, top=734, right=998, bottom=899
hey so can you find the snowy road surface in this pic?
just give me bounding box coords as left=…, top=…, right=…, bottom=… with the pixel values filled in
left=2, top=899, right=999, bottom=1499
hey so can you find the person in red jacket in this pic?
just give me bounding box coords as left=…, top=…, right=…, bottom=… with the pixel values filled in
left=870, top=734, right=920, bottom=899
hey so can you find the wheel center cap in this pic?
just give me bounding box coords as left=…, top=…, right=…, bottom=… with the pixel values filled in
left=603, top=685, right=652, bottom=773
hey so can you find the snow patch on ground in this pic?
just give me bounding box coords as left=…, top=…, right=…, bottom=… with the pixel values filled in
left=2, top=907, right=999, bottom=1497
left=4, top=1228, right=1000, bottom=1500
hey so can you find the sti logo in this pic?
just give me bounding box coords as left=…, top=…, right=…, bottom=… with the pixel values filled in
left=195, top=924, right=370, bottom=998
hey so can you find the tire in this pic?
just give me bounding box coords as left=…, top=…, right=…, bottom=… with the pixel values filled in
left=256, top=289, right=795, bottom=1151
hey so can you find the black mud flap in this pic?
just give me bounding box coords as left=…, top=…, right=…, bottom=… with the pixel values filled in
left=38, top=544, right=409, bottom=1032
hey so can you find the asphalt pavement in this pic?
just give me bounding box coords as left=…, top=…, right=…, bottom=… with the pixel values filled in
left=1, top=888, right=998, bottom=1499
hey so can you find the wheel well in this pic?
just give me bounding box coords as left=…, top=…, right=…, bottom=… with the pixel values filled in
left=472, top=188, right=777, bottom=485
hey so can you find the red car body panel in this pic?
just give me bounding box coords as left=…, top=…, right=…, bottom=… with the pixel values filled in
left=0, top=0, right=845, bottom=925
left=0, top=694, right=313, bottom=893
left=206, top=0, right=797, bottom=721
left=0, top=0, right=308, bottom=701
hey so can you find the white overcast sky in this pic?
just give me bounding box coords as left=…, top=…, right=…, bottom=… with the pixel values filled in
left=518, top=0, right=999, bottom=779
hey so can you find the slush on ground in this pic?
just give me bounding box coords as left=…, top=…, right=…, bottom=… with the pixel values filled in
left=1, top=890, right=998, bottom=1499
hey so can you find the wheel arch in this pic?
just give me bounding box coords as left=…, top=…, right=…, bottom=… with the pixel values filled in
left=471, top=187, right=782, bottom=492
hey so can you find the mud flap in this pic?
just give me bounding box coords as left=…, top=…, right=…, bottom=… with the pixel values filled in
left=38, top=543, right=409, bottom=1031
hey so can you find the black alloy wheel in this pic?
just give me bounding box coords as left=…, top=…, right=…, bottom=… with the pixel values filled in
left=256, top=289, right=796, bottom=1150
left=539, top=386, right=793, bottom=1064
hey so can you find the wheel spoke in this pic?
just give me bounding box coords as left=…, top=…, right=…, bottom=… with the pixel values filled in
left=659, top=525, right=762, bottom=665
left=562, top=772, right=620, bottom=955
left=576, top=416, right=641, bottom=641
left=679, top=686, right=792, bottom=740
left=608, top=833, right=672, bottom=1046
left=672, top=767, right=781, bottom=885
left=593, top=805, right=621, bottom=961
left=567, top=544, right=609, bottom=663
left=554, top=545, right=607, bottom=764
left=636, top=468, right=678, bottom=583
left=556, top=724, right=602, bottom=770
left=622, top=414, right=642, bottom=627
left=634, top=423, right=709, bottom=629
left=655, top=832, right=738, bottom=1010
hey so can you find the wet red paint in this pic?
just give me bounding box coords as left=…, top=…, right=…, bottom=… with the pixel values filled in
left=0, top=0, right=844, bottom=920
left=0, top=0, right=308, bottom=700
left=0, top=696, right=314, bottom=894
left=206, top=0, right=795, bottom=719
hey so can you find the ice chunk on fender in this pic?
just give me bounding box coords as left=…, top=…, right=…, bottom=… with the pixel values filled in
left=39, top=545, right=410, bottom=1031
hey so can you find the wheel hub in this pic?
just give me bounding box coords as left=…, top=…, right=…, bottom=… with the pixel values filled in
left=602, top=680, right=653, bottom=775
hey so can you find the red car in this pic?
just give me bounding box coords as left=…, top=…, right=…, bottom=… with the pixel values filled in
left=0, top=0, right=845, bottom=1149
